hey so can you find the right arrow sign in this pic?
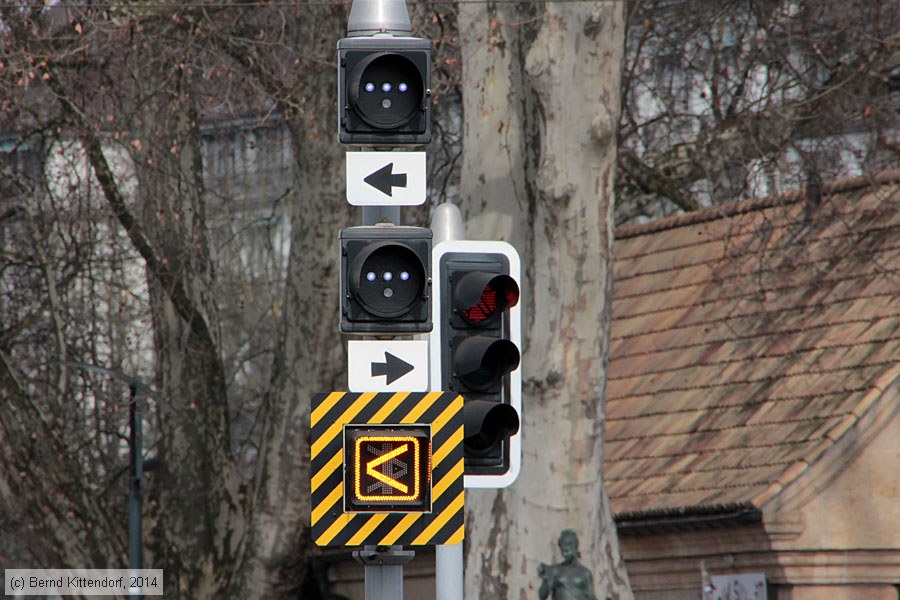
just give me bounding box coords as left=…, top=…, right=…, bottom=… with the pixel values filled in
left=346, top=152, right=426, bottom=206
left=348, top=340, right=429, bottom=392
left=371, top=351, right=415, bottom=385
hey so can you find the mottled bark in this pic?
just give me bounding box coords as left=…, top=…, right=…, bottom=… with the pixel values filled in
left=458, top=3, right=633, bottom=598
left=67, top=47, right=243, bottom=594
left=222, top=9, right=353, bottom=596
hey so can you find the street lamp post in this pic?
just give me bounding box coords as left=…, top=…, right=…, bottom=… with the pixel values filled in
left=127, top=382, right=144, bottom=572
left=52, top=361, right=160, bottom=574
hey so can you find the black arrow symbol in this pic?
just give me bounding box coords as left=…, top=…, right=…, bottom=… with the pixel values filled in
left=364, top=163, right=408, bottom=197
left=371, top=352, right=414, bottom=385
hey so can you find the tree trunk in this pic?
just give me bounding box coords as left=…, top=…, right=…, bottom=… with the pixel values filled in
left=82, top=39, right=243, bottom=595
left=228, top=9, right=353, bottom=595
left=233, top=123, right=350, bottom=598
left=458, top=3, right=633, bottom=598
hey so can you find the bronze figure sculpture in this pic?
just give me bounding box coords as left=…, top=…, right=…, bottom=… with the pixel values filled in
left=538, top=529, right=598, bottom=600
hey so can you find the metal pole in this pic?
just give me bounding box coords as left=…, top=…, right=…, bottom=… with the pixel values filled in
left=353, top=546, right=416, bottom=600
left=347, top=0, right=412, bottom=37
left=362, top=204, right=401, bottom=227
left=128, top=382, right=144, bottom=597
left=365, top=547, right=404, bottom=600
left=436, top=545, right=465, bottom=600
left=431, top=202, right=466, bottom=600
left=51, top=361, right=158, bottom=589
left=430, top=203, right=465, bottom=245
left=348, top=3, right=413, bottom=598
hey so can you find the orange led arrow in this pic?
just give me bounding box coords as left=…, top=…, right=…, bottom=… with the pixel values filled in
left=366, top=443, right=409, bottom=494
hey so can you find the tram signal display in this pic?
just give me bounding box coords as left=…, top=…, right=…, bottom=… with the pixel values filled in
left=344, top=425, right=432, bottom=512
left=338, top=36, right=431, bottom=146
left=310, top=391, right=465, bottom=546
left=340, top=226, right=432, bottom=335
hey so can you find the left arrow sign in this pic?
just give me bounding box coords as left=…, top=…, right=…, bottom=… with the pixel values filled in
left=364, top=163, right=408, bottom=197
left=346, top=152, right=426, bottom=206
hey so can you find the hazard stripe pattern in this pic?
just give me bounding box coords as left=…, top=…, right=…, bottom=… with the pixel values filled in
left=310, top=391, right=465, bottom=547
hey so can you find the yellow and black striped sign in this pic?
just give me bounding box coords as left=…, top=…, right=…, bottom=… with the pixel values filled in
left=310, top=391, right=464, bottom=547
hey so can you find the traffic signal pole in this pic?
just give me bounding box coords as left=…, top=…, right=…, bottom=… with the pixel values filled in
left=330, top=0, right=523, bottom=587
left=430, top=205, right=524, bottom=600
left=348, top=0, right=405, bottom=228
left=347, top=4, right=415, bottom=600
left=346, top=0, right=411, bottom=37
left=431, top=203, right=466, bottom=600
left=332, top=3, right=473, bottom=599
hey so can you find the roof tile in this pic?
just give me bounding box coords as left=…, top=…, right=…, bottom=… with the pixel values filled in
left=606, top=173, right=900, bottom=517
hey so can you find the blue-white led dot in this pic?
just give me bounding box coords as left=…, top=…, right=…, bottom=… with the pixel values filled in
left=366, top=271, right=377, bottom=282
left=364, top=82, right=376, bottom=93
left=382, top=82, right=392, bottom=93
left=398, top=82, right=408, bottom=93
left=383, top=271, right=393, bottom=282
left=400, top=271, right=410, bottom=281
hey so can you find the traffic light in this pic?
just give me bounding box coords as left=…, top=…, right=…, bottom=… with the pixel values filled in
left=338, top=36, right=431, bottom=146
left=344, top=425, right=432, bottom=513
left=431, top=240, right=522, bottom=487
left=340, top=226, right=432, bottom=335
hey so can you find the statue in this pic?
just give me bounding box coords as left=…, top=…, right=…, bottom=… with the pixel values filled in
left=538, top=529, right=598, bottom=600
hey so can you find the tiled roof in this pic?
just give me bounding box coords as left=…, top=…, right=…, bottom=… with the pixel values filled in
left=605, top=172, right=900, bottom=519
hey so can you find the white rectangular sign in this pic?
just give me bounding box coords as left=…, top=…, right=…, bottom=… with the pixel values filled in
left=709, top=573, right=766, bottom=600
left=346, top=152, right=426, bottom=206
left=348, top=340, right=429, bottom=392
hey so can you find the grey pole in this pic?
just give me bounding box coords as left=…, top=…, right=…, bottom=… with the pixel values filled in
left=50, top=361, right=159, bottom=594
left=127, top=382, right=145, bottom=598
left=430, top=202, right=466, bottom=600
left=365, top=545, right=400, bottom=600
left=128, top=382, right=144, bottom=572
left=430, top=203, right=465, bottom=245
left=346, top=3, right=415, bottom=598
left=350, top=0, right=409, bottom=228
left=362, top=204, right=401, bottom=226
left=353, top=545, right=416, bottom=600
left=347, top=0, right=412, bottom=37
left=436, top=543, right=465, bottom=600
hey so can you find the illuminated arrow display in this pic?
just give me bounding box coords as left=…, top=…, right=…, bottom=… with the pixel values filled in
left=345, top=426, right=432, bottom=512
left=366, top=442, right=410, bottom=494
left=311, top=392, right=464, bottom=546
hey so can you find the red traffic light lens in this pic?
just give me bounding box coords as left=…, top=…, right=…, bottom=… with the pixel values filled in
left=463, top=284, right=498, bottom=323
left=455, top=273, right=519, bottom=326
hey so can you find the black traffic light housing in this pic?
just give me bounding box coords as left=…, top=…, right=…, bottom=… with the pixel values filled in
left=435, top=245, right=521, bottom=480
left=340, top=226, right=432, bottom=335
left=338, top=37, right=431, bottom=146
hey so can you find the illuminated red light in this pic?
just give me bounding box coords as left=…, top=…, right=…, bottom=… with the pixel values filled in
left=503, top=286, right=520, bottom=308
left=463, top=285, right=498, bottom=323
